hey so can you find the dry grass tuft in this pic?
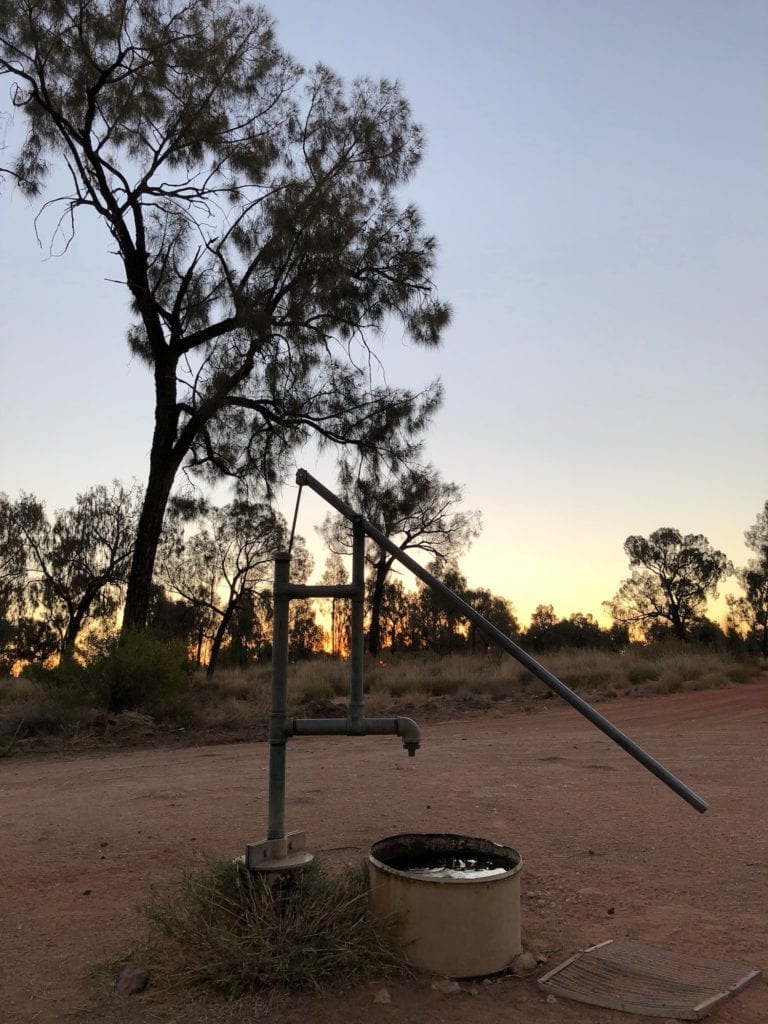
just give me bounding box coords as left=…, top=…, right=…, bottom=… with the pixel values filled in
left=140, top=857, right=408, bottom=998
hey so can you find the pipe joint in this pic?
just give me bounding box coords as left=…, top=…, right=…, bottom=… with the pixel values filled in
left=395, top=716, right=421, bottom=757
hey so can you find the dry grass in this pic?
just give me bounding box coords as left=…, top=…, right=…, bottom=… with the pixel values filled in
left=0, top=647, right=760, bottom=754
left=132, top=857, right=408, bottom=999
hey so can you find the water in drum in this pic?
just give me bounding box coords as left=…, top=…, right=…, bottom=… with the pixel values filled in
left=387, top=851, right=509, bottom=879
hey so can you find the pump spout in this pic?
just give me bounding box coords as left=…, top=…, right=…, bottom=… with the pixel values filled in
left=289, top=715, right=421, bottom=756
left=396, top=716, right=421, bottom=757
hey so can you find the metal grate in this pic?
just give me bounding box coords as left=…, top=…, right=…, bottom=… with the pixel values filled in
left=538, top=939, right=761, bottom=1020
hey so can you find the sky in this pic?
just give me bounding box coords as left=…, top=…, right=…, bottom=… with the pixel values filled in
left=1, top=0, right=766, bottom=627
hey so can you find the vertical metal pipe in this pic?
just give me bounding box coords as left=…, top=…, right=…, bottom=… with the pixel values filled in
left=349, top=517, right=365, bottom=728
left=267, top=550, right=291, bottom=841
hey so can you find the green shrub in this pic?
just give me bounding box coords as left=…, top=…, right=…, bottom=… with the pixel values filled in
left=31, top=654, right=109, bottom=712
left=34, top=635, right=193, bottom=717
left=98, top=634, right=192, bottom=715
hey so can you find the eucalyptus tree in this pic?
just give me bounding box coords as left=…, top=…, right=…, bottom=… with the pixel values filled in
left=12, top=481, right=141, bottom=653
left=0, top=493, right=28, bottom=667
left=0, top=1, right=449, bottom=632
left=322, top=464, right=480, bottom=654
left=158, top=499, right=287, bottom=677
left=0, top=493, right=25, bottom=624
left=319, top=552, right=351, bottom=658
left=605, top=528, right=731, bottom=642
left=727, top=500, right=768, bottom=658
left=412, top=559, right=470, bottom=654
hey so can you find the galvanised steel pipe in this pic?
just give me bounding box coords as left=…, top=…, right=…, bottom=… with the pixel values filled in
left=277, top=583, right=361, bottom=600
left=267, top=550, right=291, bottom=840
left=295, top=468, right=708, bottom=814
left=350, top=519, right=366, bottom=727
left=290, top=716, right=421, bottom=754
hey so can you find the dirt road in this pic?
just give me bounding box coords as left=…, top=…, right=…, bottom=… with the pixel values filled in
left=2, top=682, right=766, bottom=1023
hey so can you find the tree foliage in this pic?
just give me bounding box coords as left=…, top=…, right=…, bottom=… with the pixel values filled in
left=321, top=464, right=479, bottom=654
left=0, top=0, right=449, bottom=630
left=727, top=500, right=768, bottom=658
left=9, top=481, right=140, bottom=653
left=524, top=604, right=626, bottom=651
left=158, top=498, right=286, bottom=676
left=605, top=528, right=731, bottom=642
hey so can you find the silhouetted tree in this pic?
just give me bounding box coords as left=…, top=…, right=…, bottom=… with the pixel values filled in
left=727, top=500, right=768, bottom=658
left=11, top=482, right=140, bottom=653
left=524, top=607, right=626, bottom=651
left=0, top=1, right=449, bottom=632
left=410, top=560, right=469, bottom=653
left=0, top=493, right=26, bottom=639
left=605, top=528, right=731, bottom=642
left=322, top=465, right=479, bottom=654
left=524, top=603, right=559, bottom=649
left=463, top=588, right=519, bottom=653
left=319, top=553, right=351, bottom=658
left=159, top=499, right=286, bottom=676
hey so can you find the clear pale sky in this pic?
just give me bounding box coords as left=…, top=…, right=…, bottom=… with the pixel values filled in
left=1, top=1, right=766, bottom=626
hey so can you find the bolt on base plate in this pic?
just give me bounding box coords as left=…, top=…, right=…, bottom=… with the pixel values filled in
left=243, top=830, right=314, bottom=872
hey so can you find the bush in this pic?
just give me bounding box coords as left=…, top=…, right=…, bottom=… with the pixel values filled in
left=98, top=634, right=193, bottom=715
left=30, top=654, right=108, bottom=712
left=141, top=858, right=408, bottom=997
left=32, top=635, right=193, bottom=718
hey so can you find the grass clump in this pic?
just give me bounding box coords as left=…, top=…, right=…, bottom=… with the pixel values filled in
left=142, top=858, right=408, bottom=998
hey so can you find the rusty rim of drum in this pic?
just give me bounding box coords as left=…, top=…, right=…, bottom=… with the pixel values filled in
left=369, top=832, right=522, bottom=885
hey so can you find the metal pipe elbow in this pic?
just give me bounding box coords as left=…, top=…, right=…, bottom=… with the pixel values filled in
left=395, top=716, right=421, bottom=756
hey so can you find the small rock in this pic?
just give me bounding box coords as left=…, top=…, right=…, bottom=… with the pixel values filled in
left=468, top=985, right=480, bottom=996
left=431, top=978, right=462, bottom=995
left=82, top=889, right=91, bottom=896
left=482, top=978, right=494, bottom=986
left=534, top=951, right=549, bottom=965
left=546, top=993, right=558, bottom=1004
left=512, top=951, right=539, bottom=978
left=373, top=986, right=391, bottom=1004
left=607, top=906, right=615, bottom=916
left=115, top=964, right=150, bottom=995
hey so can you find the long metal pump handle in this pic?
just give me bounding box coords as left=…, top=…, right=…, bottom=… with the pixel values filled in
left=295, top=469, right=708, bottom=814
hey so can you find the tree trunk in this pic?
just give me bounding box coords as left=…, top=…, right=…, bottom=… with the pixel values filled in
left=367, top=556, right=389, bottom=656
left=62, top=597, right=90, bottom=651
left=207, top=599, right=238, bottom=678
left=122, top=454, right=180, bottom=634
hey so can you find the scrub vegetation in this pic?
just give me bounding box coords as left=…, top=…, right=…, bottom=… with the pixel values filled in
left=0, top=646, right=759, bottom=756
left=116, top=858, right=408, bottom=1000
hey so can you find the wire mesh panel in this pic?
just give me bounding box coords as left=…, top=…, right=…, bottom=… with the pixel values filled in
left=538, top=939, right=760, bottom=1020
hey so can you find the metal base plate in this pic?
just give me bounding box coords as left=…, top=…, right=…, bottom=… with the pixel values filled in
left=244, top=830, right=315, bottom=872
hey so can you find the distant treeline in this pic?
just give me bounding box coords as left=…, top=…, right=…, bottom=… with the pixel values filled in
left=1, top=482, right=766, bottom=677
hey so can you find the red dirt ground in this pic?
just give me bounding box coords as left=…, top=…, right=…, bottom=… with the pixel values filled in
left=2, top=682, right=767, bottom=1024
